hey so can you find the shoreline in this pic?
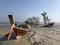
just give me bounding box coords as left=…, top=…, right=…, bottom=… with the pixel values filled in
left=0, top=24, right=60, bottom=45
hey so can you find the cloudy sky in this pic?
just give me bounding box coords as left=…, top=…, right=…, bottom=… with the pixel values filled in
left=0, top=0, right=60, bottom=22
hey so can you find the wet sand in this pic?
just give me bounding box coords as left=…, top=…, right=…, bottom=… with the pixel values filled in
left=0, top=24, right=60, bottom=45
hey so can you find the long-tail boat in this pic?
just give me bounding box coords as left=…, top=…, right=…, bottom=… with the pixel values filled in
left=4, top=15, right=32, bottom=40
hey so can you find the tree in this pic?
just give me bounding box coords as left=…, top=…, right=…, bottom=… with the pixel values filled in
left=25, top=20, right=30, bottom=24
left=41, top=12, right=47, bottom=25
left=24, top=16, right=40, bottom=25
left=25, top=18, right=33, bottom=25
left=32, top=16, right=40, bottom=25
left=41, top=12, right=51, bottom=25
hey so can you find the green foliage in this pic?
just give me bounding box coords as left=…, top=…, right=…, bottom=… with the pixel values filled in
left=25, top=20, right=30, bottom=24
left=41, top=12, right=51, bottom=25
left=24, top=17, right=40, bottom=25
left=19, top=24, right=29, bottom=29
left=41, top=12, right=47, bottom=18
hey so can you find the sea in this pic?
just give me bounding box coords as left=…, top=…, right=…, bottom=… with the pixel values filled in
left=0, top=22, right=60, bottom=29
left=0, top=22, right=24, bottom=27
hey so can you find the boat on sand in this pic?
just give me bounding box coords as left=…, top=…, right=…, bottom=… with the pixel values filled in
left=4, top=15, right=33, bottom=40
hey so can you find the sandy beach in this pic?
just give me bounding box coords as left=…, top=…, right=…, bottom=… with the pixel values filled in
left=0, top=23, right=60, bottom=45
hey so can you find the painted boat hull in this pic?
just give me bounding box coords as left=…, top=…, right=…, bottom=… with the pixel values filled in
left=13, top=28, right=29, bottom=36
left=4, top=28, right=30, bottom=37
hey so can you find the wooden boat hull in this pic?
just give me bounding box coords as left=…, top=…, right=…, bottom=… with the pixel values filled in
left=13, top=28, right=29, bottom=36
left=4, top=28, right=30, bottom=37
